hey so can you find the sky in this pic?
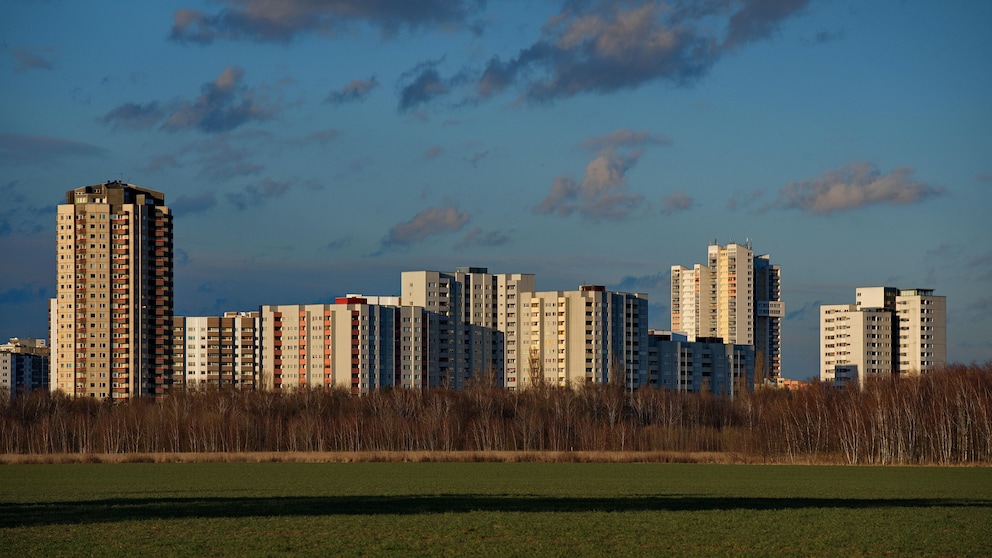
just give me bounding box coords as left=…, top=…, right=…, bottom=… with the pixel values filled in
left=2, top=0, right=990, bottom=381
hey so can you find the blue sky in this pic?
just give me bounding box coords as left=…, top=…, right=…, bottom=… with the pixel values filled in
left=2, top=0, right=990, bottom=380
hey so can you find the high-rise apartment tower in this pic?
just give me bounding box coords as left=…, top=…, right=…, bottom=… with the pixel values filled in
left=401, top=268, right=535, bottom=389
left=53, top=181, right=173, bottom=399
left=671, top=241, right=783, bottom=383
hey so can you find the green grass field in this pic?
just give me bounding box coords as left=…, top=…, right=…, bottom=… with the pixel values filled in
left=2, top=462, right=990, bottom=556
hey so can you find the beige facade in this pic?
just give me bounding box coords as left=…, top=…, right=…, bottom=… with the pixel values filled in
left=895, top=289, right=946, bottom=374
left=672, top=242, right=783, bottom=383
left=516, top=286, right=648, bottom=390
left=53, top=182, right=173, bottom=400
left=401, top=267, right=535, bottom=389
left=172, top=312, right=260, bottom=389
left=260, top=300, right=434, bottom=394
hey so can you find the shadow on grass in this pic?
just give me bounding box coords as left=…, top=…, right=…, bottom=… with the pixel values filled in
left=3, top=495, right=989, bottom=528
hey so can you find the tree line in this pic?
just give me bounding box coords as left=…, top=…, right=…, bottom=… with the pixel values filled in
left=1, top=363, right=990, bottom=464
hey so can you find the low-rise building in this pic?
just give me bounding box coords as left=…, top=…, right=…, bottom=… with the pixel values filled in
left=0, top=338, right=50, bottom=400
left=647, top=331, right=754, bottom=396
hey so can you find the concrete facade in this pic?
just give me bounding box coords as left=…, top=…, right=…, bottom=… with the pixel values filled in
left=0, top=338, right=50, bottom=400
left=259, top=299, right=436, bottom=394
left=647, top=332, right=754, bottom=396
left=517, top=286, right=649, bottom=390
left=172, top=312, right=260, bottom=390
left=671, top=242, right=783, bottom=383
left=53, top=182, right=173, bottom=400
left=401, top=268, right=535, bottom=389
left=820, top=286, right=946, bottom=386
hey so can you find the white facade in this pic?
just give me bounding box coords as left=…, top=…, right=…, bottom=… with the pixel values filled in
left=820, top=304, right=894, bottom=386
left=820, top=286, right=946, bottom=386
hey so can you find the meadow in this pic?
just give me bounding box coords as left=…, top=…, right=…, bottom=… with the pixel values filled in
left=2, top=462, right=990, bottom=556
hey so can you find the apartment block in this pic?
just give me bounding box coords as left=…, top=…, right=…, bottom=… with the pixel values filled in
left=895, top=289, right=946, bottom=374
left=516, top=286, right=648, bottom=390
left=647, top=332, right=754, bottom=396
left=172, top=312, right=260, bottom=390
left=671, top=241, right=783, bottom=383
left=53, top=182, right=173, bottom=400
left=0, top=338, right=50, bottom=400
left=820, top=286, right=946, bottom=386
left=820, top=304, right=894, bottom=386
left=260, top=299, right=436, bottom=394
left=401, top=268, right=535, bottom=389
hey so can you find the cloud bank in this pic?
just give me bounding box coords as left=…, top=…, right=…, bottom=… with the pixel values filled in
left=102, top=66, right=278, bottom=134
left=469, top=0, right=811, bottom=104
left=170, top=0, right=485, bottom=44
left=771, top=162, right=945, bottom=214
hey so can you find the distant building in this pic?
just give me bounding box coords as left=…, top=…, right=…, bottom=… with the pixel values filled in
left=671, top=241, right=783, bottom=384
left=820, top=287, right=946, bottom=386
left=0, top=338, right=50, bottom=400
left=172, top=312, right=260, bottom=390
left=259, top=299, right=436, bottom=394
left=52, top=181, right=173, bottom=400
left=647, top=331, right=754, bottom=396
left=517, top=286, right=648, bottom=390
left=401, top=268, right=535, bottom=389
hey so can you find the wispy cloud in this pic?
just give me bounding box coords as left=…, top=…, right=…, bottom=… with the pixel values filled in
left=226, top=178, right=294, bottom=210
left=8, top=46, right=55, bottom=72
left=171, top=192, right=218, bottom=216
left=101, top=66, right=279, bottom=134
left=768, top=162, right=945, bottom=214
left=536, top=128, right=668, bottom=223
left=302, top=128, right=341, bottom=147
left=610, top=271, right=669, bottom=292
left=661, top=189, right=693, bottom=215
left=164, top=66, right=276, bottom=132
left=170, top=0, right=485, bottom=44
left=968, top=251, right=992, bottom=281
left=398, top=58, right=458, bottom=112
left=0, top=134, right=106, bottom=165
left=726, top=188, right=765, bottom=211
left=808, top=29, right=844, bottom=45
left=325, top=77, right=379, bottom=105
left=786, top=299, right=822, bottom=322
left=325, top=235, right=353, bottom=251
left=101, top=101, right=169, bottom=130
left=378, top=205, right=471, bottom=252
left=457, top=226, right=510, bottom=249
left=579, top=129, right=672, bottom=152
left=422, top=145, right=443, bottom=160
left=153, top=130, right=274, bottom=181
left=0, top=181, right=56, bottom=237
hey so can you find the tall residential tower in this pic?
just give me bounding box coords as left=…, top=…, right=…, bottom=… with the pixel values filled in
left=671, top=241, right=783, bottom=384
left=53, top=181, right=173, bottom=400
